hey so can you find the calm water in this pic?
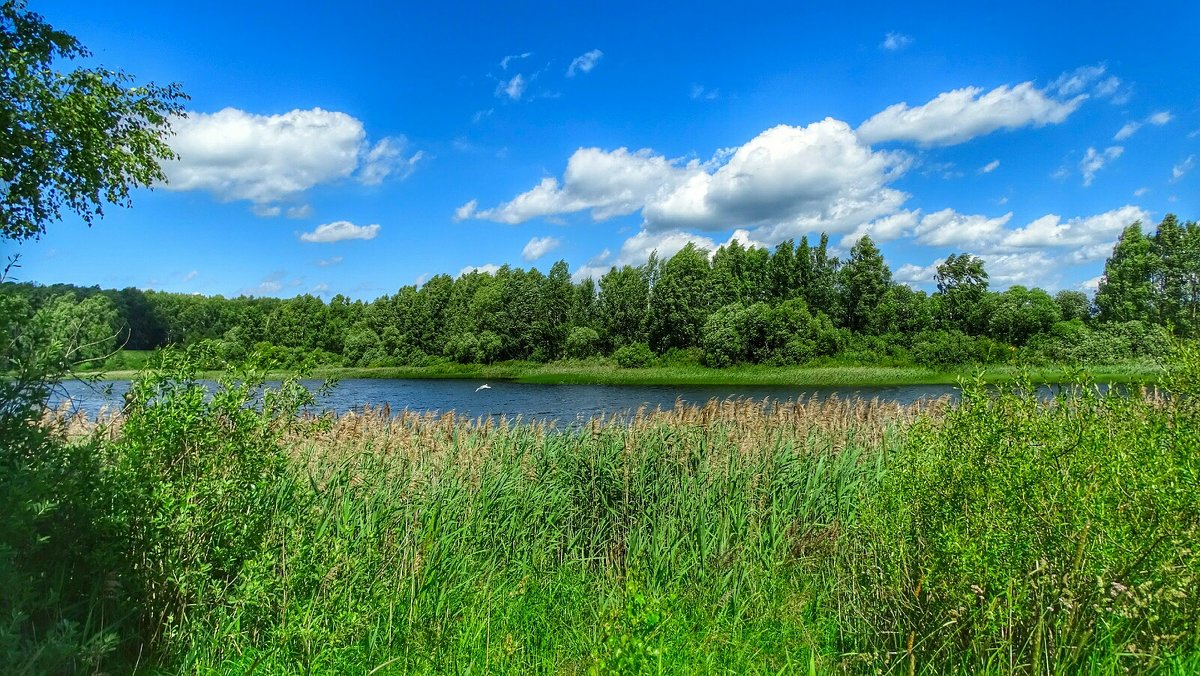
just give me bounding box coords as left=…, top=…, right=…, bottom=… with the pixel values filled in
left=48, top=378, right=960, bottom=425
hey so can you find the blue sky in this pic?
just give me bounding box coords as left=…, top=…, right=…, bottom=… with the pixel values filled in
left=10, top=0, right=1199, bottom=299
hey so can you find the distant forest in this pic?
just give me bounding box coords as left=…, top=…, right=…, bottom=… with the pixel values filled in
left=5, top=214, right=1197, bottom=370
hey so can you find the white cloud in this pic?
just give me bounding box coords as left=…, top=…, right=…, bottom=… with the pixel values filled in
left=690, top=84, right=720, bottom=101
left=1051, top=64, right=1123, bottom=102
left=1079, top=146, right=1123, bottom=186
left=286, top=205, right=313, bottom=219
left=571, top=249, right=614, bottom=282
left=522, top=235, right=561, bottom=261
left=453, top=199, right=478, bottom=222
left=497, top=74, right=527, bottom=100
left=472, top=108, right=494, bottom=123
left=614, top=229, right=718, bottom=266
left=979, top=159, right=1000, bottom=174
left=857, top=81, right=1082, bottom=146
left=311, top=283, right=330, bottom=294
left=894, top=259, right=943, bottom=286
left=251, top=204, right=281, bottom=217
left=567, top=49, right=603, bottom=77
left=245, top=270, right=286, bottom=297
left=1001, top=205, right=1149, bottom=254
left=182, top=270, right=198, bottom=282
left=838, top=210, right=920, bottom=247
left=359, top=137, right=423, bottom=185
left=500, top=52, right=532, bottom=70
left=1116, top=111, right=1172, bottom=141
left=317, top=256, right=344, bottom=267
left=1114, top=121, right=1141, bottom=141
left=984, top=252, right=1056, bottom=287
left=458, top=263, right=501, bottom=277
left=1172, top=155, right=1195, bottom=181
left=470, top=119, right=911, bottom=250
left=1080, top=275, right=1103, bottom=293
left=1133, top=187, right=1149, bottom=197
left=163, top=108, right=417, bottom=210
left=473, top=147, right=691, bottom=223
left=880, top=32, right=913, bottom=51
left=299, top=221, right=381, bottom=243
left=913, top=209, right=1012, bottom=247
left=1147, top=111, right=1173, bottom=126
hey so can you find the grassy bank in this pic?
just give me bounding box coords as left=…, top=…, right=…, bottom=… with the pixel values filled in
left=92, top=356, right=1167, bottom=387
left=12, top=346, right=1199, bottom=673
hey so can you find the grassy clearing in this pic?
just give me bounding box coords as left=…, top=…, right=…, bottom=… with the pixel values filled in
left=17, top=344, right=1198, bottom=674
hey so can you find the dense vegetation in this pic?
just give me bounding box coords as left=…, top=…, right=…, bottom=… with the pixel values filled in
left=6, top=215, right=1198, bottom=374
left=4, top=4, right=1199, bottom=672
left=5, top=337, right=1199, bottom=673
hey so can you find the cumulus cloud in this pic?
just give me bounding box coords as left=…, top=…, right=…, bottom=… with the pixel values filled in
left=880, top=32, right=913, bottom=51
left=162, top=107, right=419, bottom=211
left=1172, top=155, right=1195, bottom=182
left=913, top=209, right=1012, bottom=247
left=244, top=270, right=287, bottom=297
left=522, top=235, right=561, bottom=261
left=838, top=210, right=920, bottom=247
left=299, top=221, right=381, bottom=243
left=1001, top=205, right=1149, bottom=256
left=857, top=82, right=1082, bottom=146
left=979, top=159, right=1000, bottom=174
left=458, top=263, right=501, bottom=277
left=468, top=119, right=909, bottom=247
left=984, top=252, right=1057, bottom=287
left=894, top=259, right=943, bottom=286
left=1080, top=146, right=1124, bottom=186
left=567, top=49, right=603, bottom=77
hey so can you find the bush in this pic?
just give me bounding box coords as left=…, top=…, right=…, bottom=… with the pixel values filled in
left=613, top=342, right=655, bottom=368
left=565, top=326, right=601, bottom=359
left=843, top=357, right=1200, bottom=672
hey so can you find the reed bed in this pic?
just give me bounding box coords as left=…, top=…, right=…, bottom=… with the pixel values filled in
left=20, top=375, right=1200, bottom=674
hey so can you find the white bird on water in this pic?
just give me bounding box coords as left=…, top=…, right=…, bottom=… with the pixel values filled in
left=475, top=383, right=491, bottom=392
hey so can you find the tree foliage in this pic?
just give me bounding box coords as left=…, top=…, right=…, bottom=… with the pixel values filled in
left=1, top=0, right=188, bottom=240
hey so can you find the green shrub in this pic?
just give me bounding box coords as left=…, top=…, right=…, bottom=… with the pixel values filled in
left=614, top=342, right=655, bottom=368
left=843, top=355, right=1200, bottom=672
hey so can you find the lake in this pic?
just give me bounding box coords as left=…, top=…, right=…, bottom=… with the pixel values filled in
left=48, top=377, right=960, bottom=425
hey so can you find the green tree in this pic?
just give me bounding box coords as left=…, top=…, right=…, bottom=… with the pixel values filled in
left=1, top=0, right=188, bottom=240
left=1054, top=289, right=1091, bottom=323
left=34, top=292, right=120, bottom=362
left=648, top=243, right=711, bottom=351
left=840, top=235, right=892, bottom=334
left=983, top=285, right=1061, bottom=345
left=935, top=253, right=989, bottom=332
left=598, top=265, right=649, bottom=348
left=1095, top=222, right=1158, bottom=324
left=805, top=234, right=840, bottom=321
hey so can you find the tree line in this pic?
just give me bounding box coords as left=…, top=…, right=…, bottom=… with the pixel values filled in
left=5, top=214, right=1196, bottom=370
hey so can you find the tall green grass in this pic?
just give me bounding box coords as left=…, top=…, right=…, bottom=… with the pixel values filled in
left=4, top=345, right=1198, bottom=673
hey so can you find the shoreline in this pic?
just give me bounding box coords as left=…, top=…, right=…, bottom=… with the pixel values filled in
left=87, top=362, right=1167, bottom=387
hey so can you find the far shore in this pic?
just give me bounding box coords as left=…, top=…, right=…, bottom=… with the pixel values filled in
left=87, top=362, right=1166, bottom=387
